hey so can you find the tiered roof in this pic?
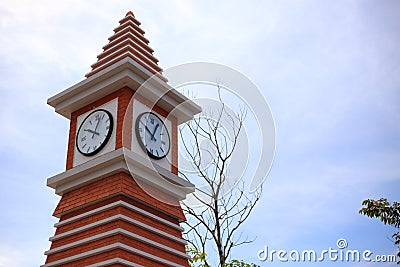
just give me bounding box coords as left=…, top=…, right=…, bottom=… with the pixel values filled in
left=86, top=11, right=166, bottom=82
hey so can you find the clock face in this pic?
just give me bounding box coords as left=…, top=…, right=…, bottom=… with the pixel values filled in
left=76, top=109, right=113, bottom=156
left=136, top=112, right=171, bottom=159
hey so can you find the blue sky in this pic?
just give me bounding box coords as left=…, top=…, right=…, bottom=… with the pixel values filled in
left=0, top=1, right=399, bottom=266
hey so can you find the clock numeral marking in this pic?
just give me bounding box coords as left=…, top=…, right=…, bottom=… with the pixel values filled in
left=82, top=143, right=87, bottom=149
left=160, top=147, right=164, bottom=153
left=81, top=136, right=87, bottom=142
left=106, top=126, right=110, bottom=130
left=150, top=148, right=153, bottom=154
left=93, top=146, right=97, bottom=151
left=156, top=150, right=159, bottom=156
left=101, top=114, right=105, bottom=120
left=87, top=147, right=90, bottom=153
left=89, top=120, right=93, bottom=125
left=161, top=140, right=166, bottom=145
left=150, top=118, right=154, bottom=124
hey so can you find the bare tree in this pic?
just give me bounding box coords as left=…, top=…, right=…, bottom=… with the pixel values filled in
left=179, top=88, right=262, bottom=267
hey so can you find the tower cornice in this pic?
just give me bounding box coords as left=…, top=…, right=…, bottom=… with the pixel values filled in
left=47, top=58, right=201, bottom=124
left=47, top=147, right=194, bottom=200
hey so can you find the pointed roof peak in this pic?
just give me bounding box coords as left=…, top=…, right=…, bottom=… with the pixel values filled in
left=125, top=11, right=135, bottom=17
left=86, top=12, right=165, bottom=81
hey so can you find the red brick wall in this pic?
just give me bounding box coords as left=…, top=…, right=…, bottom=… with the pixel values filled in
left=171, top=116, right=178, bottom=175
left=47, top=232, right=187, bottom=264
left=50, top=218, right=185, bottom=251
left=55, top=206, right=182, bottom=238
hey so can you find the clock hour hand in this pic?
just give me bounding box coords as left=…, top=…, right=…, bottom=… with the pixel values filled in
left=84, top=129, right=100, bottom=136
left=141, top=121, right=156, bottom=141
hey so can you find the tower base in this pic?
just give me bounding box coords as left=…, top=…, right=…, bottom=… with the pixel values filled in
left=43, top=172, right=189, bottom=267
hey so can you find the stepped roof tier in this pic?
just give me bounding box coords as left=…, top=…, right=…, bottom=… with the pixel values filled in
left=86, top=11, right=166, bottom=82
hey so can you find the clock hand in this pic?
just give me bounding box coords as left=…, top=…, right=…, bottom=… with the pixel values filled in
left=144, top=126, right=156, bottom=141
left=151, top=124, right=159, bottom=141
left=140, top=121, right=156, bottom=141
left=84, top=129, right=100, bottom=136
left=144, top=126, right=152, bottom=135
left=92, top=117, right=101, bottom=138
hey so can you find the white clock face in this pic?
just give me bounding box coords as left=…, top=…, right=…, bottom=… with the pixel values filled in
left=136, top=112, right=170, bottom=159
left=76, top=109, right=113, bottom=156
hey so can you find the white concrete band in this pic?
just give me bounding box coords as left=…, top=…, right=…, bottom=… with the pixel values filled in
left=45, top=228, right=190, bottom=259
left=54, top=200, right=184, bottom=231
left=49, top=214, right=187, bottom=245
left=41, top=242, right=187, bottom=267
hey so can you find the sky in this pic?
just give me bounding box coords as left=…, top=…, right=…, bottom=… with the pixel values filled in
left=0, top=0, right=399, bottom=266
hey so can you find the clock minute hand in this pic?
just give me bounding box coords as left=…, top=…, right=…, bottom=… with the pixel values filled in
left=144, top=126, right=156, bottom=141
left=151, top=124, right=159, bottom=142
left=140, top=121, right=156, bottom=141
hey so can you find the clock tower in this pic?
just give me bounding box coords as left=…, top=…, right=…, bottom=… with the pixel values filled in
left=42, top=11, right=201, bottom=267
